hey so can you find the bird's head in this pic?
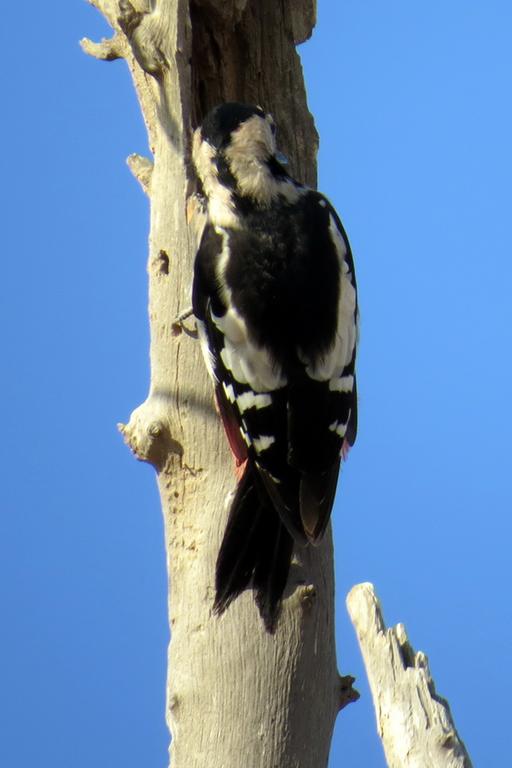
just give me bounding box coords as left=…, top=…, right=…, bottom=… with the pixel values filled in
left=192, top=103, right=289, bottom=212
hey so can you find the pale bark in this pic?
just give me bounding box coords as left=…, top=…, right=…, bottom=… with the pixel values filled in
left=347, top=583, right=473, bottom=768
left=82, top=1, right=357, bottom=766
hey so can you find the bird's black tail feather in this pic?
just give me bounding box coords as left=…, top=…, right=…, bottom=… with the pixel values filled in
left=214, top=466, right=294, bottom=633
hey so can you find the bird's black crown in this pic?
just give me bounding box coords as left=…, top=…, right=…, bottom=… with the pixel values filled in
left=200, top=103, right=266, bottom=150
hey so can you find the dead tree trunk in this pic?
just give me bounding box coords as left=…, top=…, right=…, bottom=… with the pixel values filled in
left=82, top=1, right=356, bottom=766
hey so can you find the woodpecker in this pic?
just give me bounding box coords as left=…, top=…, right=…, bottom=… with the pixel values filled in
left=191, top=103, right=358, bottom=631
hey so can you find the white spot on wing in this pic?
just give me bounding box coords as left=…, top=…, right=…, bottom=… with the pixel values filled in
left=236, top=391, right=272, bottom=413
left=255, top=461, right=281, bottom=484
left=329, top=374, right=354, bottom=393
left=329, top=420, right=347, bottom=438
left=253, top=435, right=275, bottom=454
left=191, top=131, right=241, bottom=229
left=240, top=427, right=251, bottom=446
left=222, top=382, right=236, bottom=402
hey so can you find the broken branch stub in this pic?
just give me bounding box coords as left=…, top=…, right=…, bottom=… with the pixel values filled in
left=347, top=583, right=473, bottom=768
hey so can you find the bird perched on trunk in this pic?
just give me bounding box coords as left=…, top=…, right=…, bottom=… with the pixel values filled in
left=191, top=102, right=358, bottom=632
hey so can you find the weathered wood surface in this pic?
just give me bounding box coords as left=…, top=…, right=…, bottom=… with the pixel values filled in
left=347, top=583, right=473, bottom=768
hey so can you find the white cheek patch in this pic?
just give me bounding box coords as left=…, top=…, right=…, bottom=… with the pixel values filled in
left=192, top=131, right=240, bottom=229
left=224, top=117, right=275, bottom=205
left=224, top=115, right=306, bottom=207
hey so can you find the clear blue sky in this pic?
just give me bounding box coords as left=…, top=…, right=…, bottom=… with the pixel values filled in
left=1, top=1, right=510, bottom=765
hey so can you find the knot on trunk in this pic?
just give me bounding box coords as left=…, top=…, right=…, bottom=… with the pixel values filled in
left=118, top=396, right=183, bottom=469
